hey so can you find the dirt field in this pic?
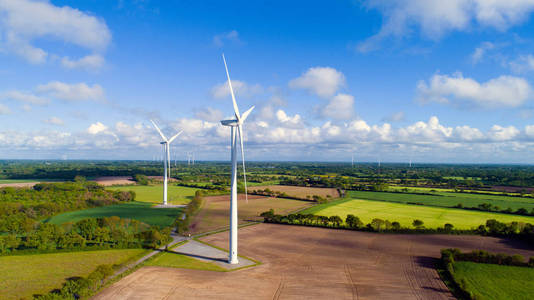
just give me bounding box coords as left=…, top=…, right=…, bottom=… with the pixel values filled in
left=189, top=194, right=311, bottom=234
left=94, top=176, right=135, bottom=186
left=95, top=223, right=534, bottom=300
left=0, top=182, right=39, bottom=188
left=252, top=185, right=340, bottom=199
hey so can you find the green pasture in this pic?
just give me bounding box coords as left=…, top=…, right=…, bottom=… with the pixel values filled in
left=0, top=248, right=147, bottom=300
left=303, top=198, right=534, bottom=229
left=108, top=184, right=199, bottom=205
left=347, top=190, right=534, bottom=211
left=452, top=262, right=534, bottom=300
left=47, top=201, right=182, bottom=227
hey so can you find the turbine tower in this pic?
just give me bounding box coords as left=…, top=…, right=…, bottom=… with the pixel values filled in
left=220, top=54, right=254, bottom=264
left=150, top=120, right=183, bottom=205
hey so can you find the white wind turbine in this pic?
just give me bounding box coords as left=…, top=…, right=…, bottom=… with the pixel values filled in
left=150, top=120, right=183, bottom=206
left=220, top=54, right=254, bottom=264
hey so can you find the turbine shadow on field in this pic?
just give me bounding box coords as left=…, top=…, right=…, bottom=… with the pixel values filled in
left=167, top=250, right=228, bottom=263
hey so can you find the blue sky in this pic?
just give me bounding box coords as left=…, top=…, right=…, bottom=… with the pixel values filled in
left=2, top=0, right=534, bottom=163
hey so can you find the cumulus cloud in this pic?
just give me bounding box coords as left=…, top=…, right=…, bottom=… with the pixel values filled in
left=289, top=67, right=345, bottom=98
left=275, top=109, right=302, bottom=127
left=61, top=54, right=105, bottom=71
left=322, top=93, right=354, bottom=120
left=211, top=80, right=263, bottom=99
left=43, top=117, right=64, bottom=126
left=87, top=122, right=108, bottom=135
left=358, top=0, right=534, bottom=52
left=0, top=0, right=111, bottom=65
left=488, top=125, right=520, bottom=141
left=417, top=72, right=532, bottom=108
left=213, top=30, right=240, bottom=47
left=36, top=82, right=105, bottom=102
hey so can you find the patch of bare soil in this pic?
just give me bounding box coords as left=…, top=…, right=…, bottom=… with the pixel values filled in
left=94, top=176, right=135, bottom=186
left=94, top=223, right=534, bottom=300
left=0, top=182, right=39, bottom=188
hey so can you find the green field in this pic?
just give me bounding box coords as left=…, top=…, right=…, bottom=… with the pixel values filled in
left=348, top=190, right=534, bottom=211
left=47, top=201, right=182, bottom=227
left=0, top=249, right=147, bottom=300
left=146, top=250, right=226, bottom=272
left=108, top=184, right=199, bottom=205
left=303, top=198, right=534, bottom=229
left=452, top=262, right=534, bottom=300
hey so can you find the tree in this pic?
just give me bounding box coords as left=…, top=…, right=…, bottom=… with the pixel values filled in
left=444, top=223, right=454, bottom=232
left=412, top=219, right=424, bottom=229
left=345, top=214, right=362, bottom=229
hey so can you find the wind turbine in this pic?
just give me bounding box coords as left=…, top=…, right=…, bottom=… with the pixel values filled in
left=220, top=54, right=254, bottom=264
left=150, top=120, right=183, bottom=205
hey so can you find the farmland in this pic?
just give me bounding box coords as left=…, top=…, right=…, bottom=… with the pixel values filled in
left=47, top=201, right=183, bottom=227
left=189, top=194, right=312, bottom=233
left=452, top=261, right=534, bottom=300
left=252, top=185, right=339, bottom=199
left=303, top=198, right=534, bottom=229
left=0, top=248, right=147, bottom=300
left=146, top=250, right=227, bottom=272
left=347, top=190, right=534, bottom=211
left=108, top=184, right=199, bottom=205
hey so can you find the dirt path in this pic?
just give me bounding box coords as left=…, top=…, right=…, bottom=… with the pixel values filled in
left=94, top=224, right=534, bottom=299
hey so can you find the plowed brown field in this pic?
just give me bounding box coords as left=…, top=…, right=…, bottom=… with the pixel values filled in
left=94, top=223, right=534, bottom=300
left=252, top=185, right=340, bottom=199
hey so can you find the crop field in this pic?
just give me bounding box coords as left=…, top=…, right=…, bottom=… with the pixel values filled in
left=108, top=184, right=199, bottom=205
left=452, top=262, right=534, bottom=299
left=252, top=185, right=340, bottom=199
left=189, top=194, right=312, bottom=233
left=95, top=223, right=534, bottom=300
left=0, top=248, right=147, bottom=300
left=0, top=179, right=43, bottom=184
left=303, top=199, right=534, bottom=229
left=347, top=190, right=534, bottom=211
left=47, top=201, right=183, bottom=227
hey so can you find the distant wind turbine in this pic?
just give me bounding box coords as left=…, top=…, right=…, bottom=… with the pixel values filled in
left=220, top=54, right=254, bottom=264
left=150, top=120, right=183, bottom=205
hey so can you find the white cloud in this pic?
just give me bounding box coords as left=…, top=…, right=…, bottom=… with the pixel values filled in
left=525, top=125, right=534, bottom=137
left=61, top=54, right=105, bottom=71
left=322, top=93, right=354, bottom=120
left=0, top=0, right=111, bottom=64
left=43, top=117, right=64, bottom=126
left=213, top=30, right=240, bottom=47
left=289, top=67, right=345, bottom=98
left=0, top=103, right=11, bottom=114
left=275, top=109, right=302, bottom=126
left=509, top=54, right=534, bottom=73
left=36, top=81, right=105, bottom=102
left=358, top=0, right=534, bottom=52
left=471, top=42, right=494, bottom=63
left=211, top=80, right=262, bottom=99
left=488, top=125, right=520, bottom=141
left=87, top=122, right=108, bottom=135
left=2, top=90, right=49, bottom=105
left=417, top=72, right=532, bottom=108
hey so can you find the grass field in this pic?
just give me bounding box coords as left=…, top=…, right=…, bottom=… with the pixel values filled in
left=348, top=190, right=534, bottom=211
left=47, top=201, right=182, bottom=227
left=302, top=198, right=534, bottom=229
left=452, top=261, right=534, bottom=300
left=108, top=184, right=200, bottom=205
left=0, top=249, right=147, bottom=300
left=145, top=251, right=226, bottom=272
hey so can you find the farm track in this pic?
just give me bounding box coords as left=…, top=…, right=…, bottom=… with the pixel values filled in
left=94, top=223, right=534, bottom=299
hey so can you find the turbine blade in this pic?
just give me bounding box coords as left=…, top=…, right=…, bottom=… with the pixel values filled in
left=150, top=120, right=167, bottom=141
left=238, top=125, right=248, bottom=204
left=222, top=54, right=240, bottom=120
left=241, top=106, right=255, bottom=122
left=168, top=130, right=183, bottom=144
